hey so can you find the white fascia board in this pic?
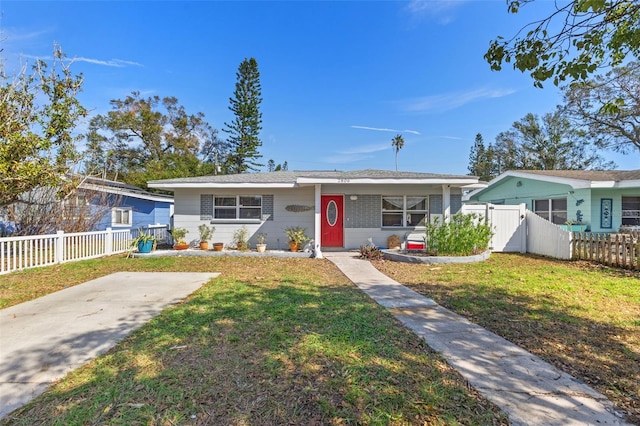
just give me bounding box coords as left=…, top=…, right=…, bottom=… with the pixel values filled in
left=615, top=179, right=640, bottom=188
left=80, top=183, right=174, bottom=203
left=296, top=177, right=478, bottom=185
left=504, top=171, right=592, bottom=189
left=147, top=182, right=297, bottom=190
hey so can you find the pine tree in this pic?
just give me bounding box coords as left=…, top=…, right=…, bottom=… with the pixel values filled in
left=223, top=58, right=263, bottom=174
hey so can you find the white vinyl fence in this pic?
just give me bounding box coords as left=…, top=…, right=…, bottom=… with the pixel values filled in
left=461, top=203, right=527, bottom=253
left=526, top=210, right=572, bottom=260
left=0, top=225, right=169, bottom=275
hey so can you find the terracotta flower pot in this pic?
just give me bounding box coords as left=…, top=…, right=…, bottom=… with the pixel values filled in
left=289, top=241, right=299, bottom=252
left=173, top=243, right=189, bottom=250
left=199, top=241, right=209, bottom=250
left=212, top=243, right=224, bottom=251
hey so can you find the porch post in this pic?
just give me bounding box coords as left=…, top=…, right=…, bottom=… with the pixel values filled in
left=442, top=184, right=451, bottom=223
left=314, top=184, right=323, bottom=259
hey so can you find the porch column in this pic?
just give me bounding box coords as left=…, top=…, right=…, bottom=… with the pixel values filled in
left=442, top=184, right=451, bottom=223
left=314, top=184, right=323, bottom=259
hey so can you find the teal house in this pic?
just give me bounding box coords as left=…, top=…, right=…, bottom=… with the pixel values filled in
left=464, top=170, right=640, bottom=233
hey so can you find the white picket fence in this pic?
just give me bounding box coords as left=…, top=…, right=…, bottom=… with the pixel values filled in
left=0, top=225, right=169, bottom=275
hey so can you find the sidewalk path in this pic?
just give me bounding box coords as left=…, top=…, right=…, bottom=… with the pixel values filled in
left=325, top=252, right=631, bottom=426
left=0, top=272, right=219, bottom=419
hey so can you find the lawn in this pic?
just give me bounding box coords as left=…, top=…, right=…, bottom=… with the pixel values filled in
left=0, top=256, right=506, bottom=425
left=374, top=253, right=640, bottom=425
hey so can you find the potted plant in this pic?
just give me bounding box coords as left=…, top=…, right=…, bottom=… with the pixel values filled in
left=129, top=228, right=156, bottom=255
left=232, top=225, right=249, bottom=250
left=169, top=227, right=189, bottom=250
left=212, top=242, right=224, bottom=251
left=285, top=226, right=309, bottom=252
left=198, top=224, right=215, bottom=250
left=256, top=233, right=267, bottom=252
left=560, top=220, right=588, bottom=233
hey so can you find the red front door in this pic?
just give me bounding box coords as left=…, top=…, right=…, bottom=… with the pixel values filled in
left=321, top=195, right=344, bottom=247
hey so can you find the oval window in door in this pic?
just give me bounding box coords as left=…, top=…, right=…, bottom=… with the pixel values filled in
left=326, top=200, right=338, bottom=226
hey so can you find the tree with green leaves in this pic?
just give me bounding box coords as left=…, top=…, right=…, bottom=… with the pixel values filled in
left=486, top=1, right=640, bottom=88
left=0, top=45, right=87, bottom=208
left=391, top=134, right=405, bottom=171
left=223, top=58, right=263, bottom=174
left=84, top=92, right=216, bottom=188
left=493, top=110, right=615, bottom=173
left=468, top=133, right=497, bottom=181
left=563, top=62, right=640, bottom=153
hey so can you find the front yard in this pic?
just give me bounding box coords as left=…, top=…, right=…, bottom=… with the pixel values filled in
left=375, top=254, right=640, bottom=424
left=0, top=253, right=638, bottom=424
left=0, top=256, right=506, bottom=425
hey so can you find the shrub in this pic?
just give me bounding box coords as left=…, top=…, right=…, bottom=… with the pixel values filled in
left=359, top=244, right=384, bottom=261
left=425, top=213, right=493, bottom=256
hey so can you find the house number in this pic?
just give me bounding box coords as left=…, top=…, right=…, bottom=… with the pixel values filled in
left=338, top=179, right=350, bottom=183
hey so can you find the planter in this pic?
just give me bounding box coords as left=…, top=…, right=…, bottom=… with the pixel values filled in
left=236, top=242, right=246, bottom=251
left=173, top=243, right=189, bottom=250
left=137, top=240, right=154, bottom=254
left=199, top=241, right=209, bottom=250
left=212, top=242, right=224, bottom=251
left=289, top=241, right=299, bottom=252
left=256, top=243, right=267, bottom=253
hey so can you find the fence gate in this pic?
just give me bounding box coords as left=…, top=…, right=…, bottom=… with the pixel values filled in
left=461, top=203, right=526, bottom=253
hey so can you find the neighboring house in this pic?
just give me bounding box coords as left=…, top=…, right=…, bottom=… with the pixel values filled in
left=148, top=169, right=480, bottom=256
left=463, top=169, right=640, bottom=233
left=77, top=177, right=174, bottom=231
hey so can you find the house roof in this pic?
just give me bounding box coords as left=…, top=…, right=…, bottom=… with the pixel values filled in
left=80, top=177, right=174, bottom=203
left=464, top=169, right=640, bottom=201
left=147, top=169, right=479, bottom=190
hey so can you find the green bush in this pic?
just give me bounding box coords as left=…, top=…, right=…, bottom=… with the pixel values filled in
left=425, top=213, right=493, bottom=256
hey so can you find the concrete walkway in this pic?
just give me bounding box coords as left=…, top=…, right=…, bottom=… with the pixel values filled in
left=324, top=252, right=631, bottom=426
left=0, top=272, right=218, bottom=419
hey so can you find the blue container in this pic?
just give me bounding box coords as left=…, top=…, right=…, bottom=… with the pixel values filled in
left=138, top=240, right=154, bottom=253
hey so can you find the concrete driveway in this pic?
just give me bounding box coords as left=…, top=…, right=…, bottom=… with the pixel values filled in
left=0, top=272, right=219, bottom=419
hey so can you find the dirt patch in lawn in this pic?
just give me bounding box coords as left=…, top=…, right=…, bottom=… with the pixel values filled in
left=374, top=253, right=640, bottom=425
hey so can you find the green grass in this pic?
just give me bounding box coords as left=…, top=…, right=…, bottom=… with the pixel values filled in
left=0, top=256, right=506, bottom=425
left=376, top=253, right=640, bottom=424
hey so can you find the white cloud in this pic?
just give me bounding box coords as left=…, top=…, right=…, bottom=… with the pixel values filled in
left=72, top=57, right=143, bottom=67
left=399, top=87, right=516, bottom=113
left=351, top=126, right=421, bottom=135
left=404, top=0, right=466, bottom=25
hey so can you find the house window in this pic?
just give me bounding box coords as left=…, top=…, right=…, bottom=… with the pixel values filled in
left=622, top=196, right=640, bottom=226
left=382, top=196, right=428, bottom=227
left=112, top=207, right=132, bottom=226
left=64, top=195, right=88, bottom=220
left=533, top=198, right=567, bottom=224
left=213, top=196, right=262, bottom=220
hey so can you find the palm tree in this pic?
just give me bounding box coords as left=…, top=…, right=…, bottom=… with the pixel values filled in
left=391, top=134, right=405, bottom=171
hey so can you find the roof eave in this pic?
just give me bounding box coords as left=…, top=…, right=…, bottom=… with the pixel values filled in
left=147, top=182, right=298, bottom=190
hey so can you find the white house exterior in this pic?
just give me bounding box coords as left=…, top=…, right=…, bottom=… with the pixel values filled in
left=148, top=169, right=479, bottom=257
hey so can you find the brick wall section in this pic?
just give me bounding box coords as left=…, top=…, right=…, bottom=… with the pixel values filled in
left=262, top=195, right=274, bottom=221
left=200, top=194, right=213, bottom=220
left=451, top=194, right=462, bottom=213
left=345, top=195, right=381, bottom=228
left=429, top=195, right=442, bottom=215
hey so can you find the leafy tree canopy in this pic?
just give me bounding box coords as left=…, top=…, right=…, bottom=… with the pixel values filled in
left=563, top=62, right=640, bottom=153
left=0, top=45, right=86, bottom=208
left=486, top=0, right=640, bottom=88
left=84, top=92, right=218, bottom=189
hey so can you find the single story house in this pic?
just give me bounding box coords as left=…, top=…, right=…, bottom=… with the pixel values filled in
left=463, top=169, right=640, bottom=233
left=148, top=169, right=480, bottom=257
left=77, top=177, right=174, bottom=232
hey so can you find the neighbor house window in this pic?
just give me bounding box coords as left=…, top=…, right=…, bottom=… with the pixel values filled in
left=213, top=196, right=262, bottom=220
left=533, top=198, right=567, bottom=224
left=622, top=196, right=640, bottom=226
left=64, top=195, right=88, bottom=220
left=382, top=196, right=428, bottom=227
left=112, top=207, right=132, bottom=226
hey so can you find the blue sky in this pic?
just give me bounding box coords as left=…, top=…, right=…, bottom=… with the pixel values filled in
left=1, top=0, right=636, bottom=175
